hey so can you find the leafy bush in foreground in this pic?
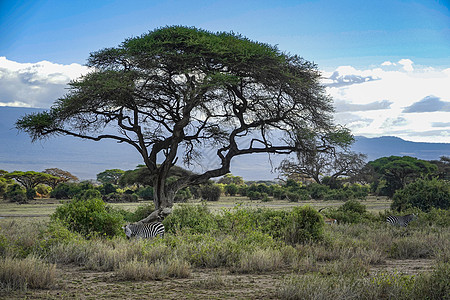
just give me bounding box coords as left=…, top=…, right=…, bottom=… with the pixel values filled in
left=392, top=178, right=450, bottom=212
left=51, top=198, right=124, bottom=237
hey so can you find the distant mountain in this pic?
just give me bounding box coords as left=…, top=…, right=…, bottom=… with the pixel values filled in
left=351, top=136, right=450, bottom=161
left=1, top=106, right=449, bottom=180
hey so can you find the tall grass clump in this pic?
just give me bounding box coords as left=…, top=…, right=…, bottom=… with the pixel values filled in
left=0, top=256, right=56, bottom=291
left=115, top=258, right=190, bottom=281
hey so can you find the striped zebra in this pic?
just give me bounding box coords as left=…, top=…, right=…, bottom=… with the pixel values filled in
left=122, top=222, right=165, bottom=239
left=386, top=214, right=416, bottom=227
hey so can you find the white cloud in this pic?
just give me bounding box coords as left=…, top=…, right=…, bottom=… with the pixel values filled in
left=1, top=56, right=449, bottom=143
left=324, top=59, right=450, bottom=143
left=398, top=59, right=414, bottom=72
left=0, top=57, right=90, bottom=108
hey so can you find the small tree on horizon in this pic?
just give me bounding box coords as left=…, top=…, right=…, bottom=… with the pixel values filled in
left=16, top=26, right=351, bottom=222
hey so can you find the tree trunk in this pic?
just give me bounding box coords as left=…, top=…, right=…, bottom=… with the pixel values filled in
left=138, top=175, right=175, bottom=223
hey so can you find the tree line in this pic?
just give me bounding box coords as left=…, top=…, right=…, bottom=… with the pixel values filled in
left=1, top=154, right=448, bottom=212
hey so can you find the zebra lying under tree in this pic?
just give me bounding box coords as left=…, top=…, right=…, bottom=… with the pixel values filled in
left=122, top=222, right=165, bottom=239
left=386, top=214, right=417, bottom=227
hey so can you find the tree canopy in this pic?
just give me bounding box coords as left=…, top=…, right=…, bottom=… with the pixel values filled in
left=16, top=26, right=350, bottom=221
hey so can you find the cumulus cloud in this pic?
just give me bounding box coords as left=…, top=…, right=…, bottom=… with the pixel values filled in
left=0, top=57, right=89, bottom=108
left=323, top=59, right=450, bottom=143
left=334, top=99, right=392, bottom=112
left=403, top=96, right=450, bottom=113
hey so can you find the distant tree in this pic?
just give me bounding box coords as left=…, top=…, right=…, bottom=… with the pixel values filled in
left=16, top=26, right=350, bottom=222
left=4, top=171, right=58, bottom=191
left=217, top=174, right=244, bottom=185
left=96, top=169, right=125, bottom=185
left=0, top=170, right=8, bottom=177
left=429, top=156, right=450, bottom=181
left=278, top=150, right=366, bottom=185
left=3, top=171, right=58, bottom=200
left=368, top=156, right=438, bottom=197
left=43, top=168, right=79, bottom=188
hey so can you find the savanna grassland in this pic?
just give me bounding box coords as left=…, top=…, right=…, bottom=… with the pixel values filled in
left=1, top=196, right=449, bottom=300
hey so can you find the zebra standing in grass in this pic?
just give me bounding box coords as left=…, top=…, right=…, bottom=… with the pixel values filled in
left=386, top=214, right=417, bottom=227
left=122, top=222, right=165, bottom=239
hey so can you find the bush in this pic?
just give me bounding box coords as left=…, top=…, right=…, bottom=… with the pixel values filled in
left=308, top=183, right=330, bottom=200
left=99, top=183, right=117, bottom=195
left=102, top=192, right=138, bottom=203
left=4, top=183, right=26, bottom=203
left=122, top=204, right=156, bottom=223
left=283, top=206, right=324, bottom=244
left=50, top=182, right=82, bottom=199
left=163, top=204, right=218, bottom=234
left=137, top=186, right=153, bottom=200
left=392, top=178, right=450, bottom=212
left=200, top=184, right=222, bottom=201
left=175, top=187, right=192, bottom=202
left=329, top=199, right=370, bottom=224
left=51, top=198, right=124, bottom=237
left=224, top=183, right=238, bottom=196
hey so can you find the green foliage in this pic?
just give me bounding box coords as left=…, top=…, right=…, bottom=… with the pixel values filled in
left=51, top=198, right=124, bottom=237
left=163, top=204, right=218, bottom=234
left=75, top=189, right=102, bottom=200
left=35, top=183, right=52, bottom=197
left=392, top=178, right=450, bottom=212
left=200, top=184, right=222, bottom=201
left=96, top=169, right=124, bottom=185
left=50, top=182, right=82, bottom=199
left=4, top=183, right=26, bottom=203
left=329, top=199, right=372, bottom=224
left=369, top=156, right=438, bottom=197
left=25, top=188, right=36, bottom=200
left=224, top=183, right=238, bottom=196
left=36, top=220, right=82, bottom=255
left=137, top=186, right=153, bottom=200
left=98, top=183, right=117, bottom=195
left=175, top=187, right=192, bottom=202
left=284, top=206, right=324, bottom=244
left=118, top=204, right=156, bottom=223
left=307, top=183, right=330, bottom=200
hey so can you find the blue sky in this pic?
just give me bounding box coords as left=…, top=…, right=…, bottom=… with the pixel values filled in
left=1, top=0, right=450, bottom=142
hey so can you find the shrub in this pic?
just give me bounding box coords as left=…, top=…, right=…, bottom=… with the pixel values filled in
left=3, top=183, right=26, bottom=203
left=200, top=184, right=222, bottom=201
left=122, top=204, right=156, bottom=223
left=392, top=178, right=450, bottom=212
left=35, top=184, right=51, bottom=197
left=224, top=183, right=238, bottom=196
left=308, top=183, right=330, bottom=200
left=283, top=206, right=324, bottom=244
left=137, top=186, right=153, bottom=200
left=163, top=204, right=218, bottom=234
left=75, top=188, right=102, bottom=200
left=50, top=182, right=82, bottom=199
left=51, top=197, right=124, bottom=237
left=175, top=187, right=192, bottom=202
left=328, top=199, right=370, bottom=224
left=99, top=183, right=117, bottom=195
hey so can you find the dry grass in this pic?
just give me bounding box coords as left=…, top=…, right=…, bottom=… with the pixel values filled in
left=115, top=258, right=190, bottom=281
left=0, top=256, right=56, bottom=291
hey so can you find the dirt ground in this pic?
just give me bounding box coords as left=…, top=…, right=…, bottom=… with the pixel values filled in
left=1, top=259, right=435, bottom=300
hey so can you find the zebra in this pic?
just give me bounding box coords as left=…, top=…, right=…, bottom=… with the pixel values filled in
left=122, top=222, right=165, bottom=239
left=386, top=214, right=417, bottom=227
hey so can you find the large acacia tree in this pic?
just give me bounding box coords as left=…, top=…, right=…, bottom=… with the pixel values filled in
left=16, top=26, right=350, bottom=222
